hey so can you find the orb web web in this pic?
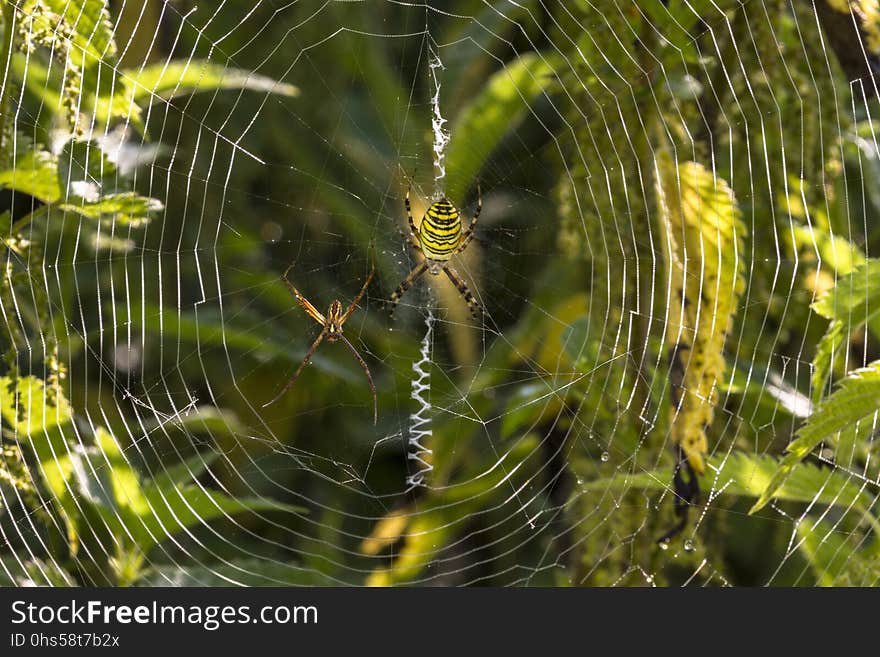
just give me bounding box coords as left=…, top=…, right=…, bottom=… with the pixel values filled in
left=0, top=0, right=878, bottom=587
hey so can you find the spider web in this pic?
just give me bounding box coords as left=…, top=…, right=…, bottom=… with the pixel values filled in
left=1, top=0, right=879, bottom=587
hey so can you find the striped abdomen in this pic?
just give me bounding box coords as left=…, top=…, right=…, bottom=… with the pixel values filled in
left=419, top=198, right=461, bottom=261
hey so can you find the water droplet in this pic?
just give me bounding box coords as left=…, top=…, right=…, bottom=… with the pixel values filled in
left=600, top=451, right=610, bottom=462
left=684, top=539, right=695, bottom=552
left=645, top=575, right=654, bottom=583
left=658, top=540, right=669, bottom=551
left=260, top=221, right=283, bottom=243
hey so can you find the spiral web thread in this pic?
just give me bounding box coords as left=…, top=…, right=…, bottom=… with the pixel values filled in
left=0, top=0, right=876, bottom=588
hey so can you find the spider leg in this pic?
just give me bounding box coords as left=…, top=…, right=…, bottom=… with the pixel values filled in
left=262, top=329, right=327, bottom=408
left=456, top=181, right=481, bottom=253
left=280, top=265, right=325, bottom=325
left=340, top=335, right=377, bottom=425
left=442, top=265, right=482, bottom=319
left=341, top=265, right=375, bottom=324
left=386, top=260, right=428, bottom=318
left=405, top=184, right=419, bottom=240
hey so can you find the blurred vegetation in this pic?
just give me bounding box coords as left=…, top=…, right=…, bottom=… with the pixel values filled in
left=0, top=0, right=880, bottom=586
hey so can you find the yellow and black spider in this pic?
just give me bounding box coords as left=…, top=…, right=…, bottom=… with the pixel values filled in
left=386, top=184, right=482, bottom=319
left=263, top=264, right=377, bottom=424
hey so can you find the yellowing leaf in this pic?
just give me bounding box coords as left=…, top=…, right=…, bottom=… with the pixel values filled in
left=0, top=376, right=72, bottom=438
left=360, top=509, right=410, bottom=556
left=655, top=155, right=745, bottom=474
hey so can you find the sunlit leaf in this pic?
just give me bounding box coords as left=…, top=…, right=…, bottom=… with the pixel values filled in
left=60, top=191, right=163, bottom=225
left=812, top=259, right=880, bottom=322
left=360, top=508, right=409, bottom=556
left=0, top=376, right=72, bottom=436
left=96, top=60, right=299, bottom=125
left=797, top=519, right=859, bottom=586
left=811, top=260, right=880, bottom=400
left=127, top=60, right=299, bottom=101
left=577, top=451, right=875, bottom=512
left=751, top=362, right=880, bottom=513
left=38, top=0, right=118, bottom=62
left=655, top=155, right=746, bottom=476
left=365, top=511, right=451, bottom=586
left=445, top=53, right=555, bottom=203
left=0, top=150, right=61, bottom=203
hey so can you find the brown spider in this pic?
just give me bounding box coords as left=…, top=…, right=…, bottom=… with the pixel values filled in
left=262, top=264, right=377, bottom=424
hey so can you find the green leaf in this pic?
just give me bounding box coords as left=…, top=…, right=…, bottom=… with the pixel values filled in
left=812, top=259, right=880, bottom=323
left=0, top=376, right=84, bottom=549
left=791, top=222, right=865, bottom=277
left=0, top=149, right=61, bottom=203
left=797, top=519, right=858, bottom=586
left=94, top=427, right=149, bottom=516
left=128, top=485, right=305, bottom=553
left=577, top=451, right=874, bottom=512
left=57, top=139, right=118, bottom=200
left=60, top=191, right=163, bottom=225
left=126, top=60, right=299, bottom=102
left=751, top=362, right=880, bottom=513
left=444, top=53, right=555, bottom=203
left=560, top=316, right=596, bottom=370
left=0, top=556, right=76, bottom=586
left=0, top=142, right=160, bottom=225
left=811, top=320, right=847, bottom=403
left=0, top=375, right=72, bottom=499
left=12, top=48, right=137, bottom=127
left=39, top=0, right=118, bottom=62
left=95, top=59, right=299, bottom=131
left=47, top=427, right=147, bottom=552
left=148, top=450, right=220, bottom=490
left=500, top=383, right=562, bottom=439
left=70, top=427, right=307, bottom=553
left=367, top=510, right=454, bottom=586
left=830, top=546, right=880, bottom=586
left=95, top=60, right=298, bottom=126
left=725, top=359, right=813, bottom=419
left=0, top=376, right=71, bottom=436
left=142, top=405, right=246, bottom=442
left=811, top=260, right=880, bottom=401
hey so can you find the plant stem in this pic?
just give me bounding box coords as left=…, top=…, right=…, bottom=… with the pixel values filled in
left=10, top=203, right=49, bottom=234
left=0, top=1, right=17, bottom=159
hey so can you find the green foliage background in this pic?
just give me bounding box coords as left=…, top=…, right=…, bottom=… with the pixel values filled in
left=1, top=0, right=880, bottom=586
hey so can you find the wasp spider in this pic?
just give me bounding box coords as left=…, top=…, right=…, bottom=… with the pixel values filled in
left=387, top=184, right=482, bottom=319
